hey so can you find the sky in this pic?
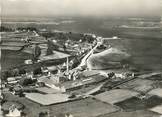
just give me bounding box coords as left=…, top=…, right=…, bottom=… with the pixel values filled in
left=1, top=0, right=162, bottom=17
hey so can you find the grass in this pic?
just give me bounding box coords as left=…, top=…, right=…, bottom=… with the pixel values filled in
left=115, top=95, right=162, bottom=111
left=148, top=88, right=162, bottom=98
left=87, top=48, right=130, bottom=70
left=2, top=92, right=119, bottom=117
left=47, top=98, right=119, bottom=117
left=119, top=79, right=155, bottom=93
left=95, top=89, right=139, bottom=104
left=98, top=110, right=160, bottom=117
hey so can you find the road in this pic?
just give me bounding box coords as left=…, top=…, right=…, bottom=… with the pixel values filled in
left=77, top=42, right=101, bottom=68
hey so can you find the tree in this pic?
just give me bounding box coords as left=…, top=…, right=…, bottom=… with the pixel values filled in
left=1, top=71, right=8, bottom=82
left=9, top=86, right=14, bottom=92
left=46, top=40, right=54, bottom=55
left=0, top=26, right=13, bottom=32
left=39, top=112, right=48, bottom=117
left=46, top=48, right=53, bottom=55
left=33, top=44, right=41, bottom=61
left=63, top=44, right=66, bottom=51
left=12, top=68, right=19, bottom=77
left=19, top=78, right=33, bottom=86
left=33, top=67, right=42, bottom=75
left=19, top=91, right=25, bottom=97
left=19, top=69, right=26, bottom=75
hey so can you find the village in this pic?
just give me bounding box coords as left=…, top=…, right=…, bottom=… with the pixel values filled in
left=1, top=27, right=162, bottom=117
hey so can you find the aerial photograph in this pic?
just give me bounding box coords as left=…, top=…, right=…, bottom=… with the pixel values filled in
left=0, top=0, right=162, bottom=117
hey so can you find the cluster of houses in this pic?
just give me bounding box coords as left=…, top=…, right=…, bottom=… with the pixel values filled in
left=1, top=31, right=138, bottom=116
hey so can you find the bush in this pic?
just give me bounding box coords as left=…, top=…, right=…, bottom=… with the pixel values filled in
left=19, top=78, right=34, bottom=86
left=9, top=87, right=14, bottom=92
left=11, top=69, right=20, bottom=76
left=19, top=69, right=26, bottom=75
left=1, top=71, right=8, bottom=82
left=39, top=112, right=48, bottom=117
left=33, top=67, right=42, bottom=75
left=19, top=91, right=25, bottom=97
left=17, top=27, right=37, bottom=32
left=0, top=26, right=13, bottom=32
left=1, top=71, right=12, bottom=81
left=1, top=69, right=21, bottom=81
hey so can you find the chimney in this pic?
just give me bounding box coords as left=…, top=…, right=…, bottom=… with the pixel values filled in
left=66, top=57, right=69, bottom=73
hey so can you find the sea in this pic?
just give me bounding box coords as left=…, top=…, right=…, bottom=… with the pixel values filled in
left=1, top=16, right=162, bottom=72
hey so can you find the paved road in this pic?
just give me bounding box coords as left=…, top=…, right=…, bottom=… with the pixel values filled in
left=78, top=42, right=100, bottom=68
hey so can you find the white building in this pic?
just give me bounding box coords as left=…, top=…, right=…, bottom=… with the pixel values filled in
left=5, top=105, right=21, bottom=117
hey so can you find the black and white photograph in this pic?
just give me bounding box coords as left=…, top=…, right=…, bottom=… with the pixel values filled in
left=0, top=0, right=162, bottom=117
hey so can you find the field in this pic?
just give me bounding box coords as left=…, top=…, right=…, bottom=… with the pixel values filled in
left=2, top=92, right=119, bottom=117
left=2, top=17, right=162, bottom=72
left=148, top=88, right=162, bottom=97
left=115, top=96, right=162, bottom=111
left=25, top=93, right=69, bottom=105
left=149, top=104, right=162, bottom=115
left=47, top=98, right=119, bottom=117
left=1, top=50, right=32, bottom=71
left=1, top=17, right=162, bottom=117
left=98, top=110, right=160, bottom=117
left=102, top=38, right=161, bottom=71
left=119, top=79, right=156, bottom=93
left=87, top=47, right=130, bottom=70
left=95, top=89, right=139, bottom=104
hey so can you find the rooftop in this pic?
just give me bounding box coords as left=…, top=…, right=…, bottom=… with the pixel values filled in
left=36, top=87, right=61, bottom=94
left=59, top=74, right=107, bottom=90
left=37, top=76, right=58, bottom=87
